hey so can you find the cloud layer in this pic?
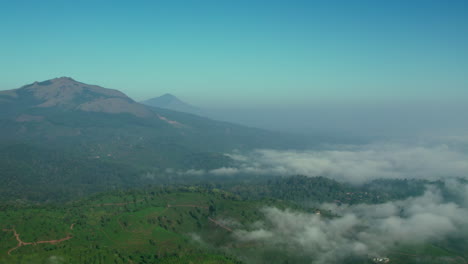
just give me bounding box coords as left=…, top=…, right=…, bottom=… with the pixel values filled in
left=203, top=143, right=468, bottom=184
left=232, top=184, right=468, bottom=263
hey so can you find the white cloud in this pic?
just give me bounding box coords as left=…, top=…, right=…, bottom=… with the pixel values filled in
left=233, top=184, right=468, bottom=263
left=211, top=143, right=468, bottom=184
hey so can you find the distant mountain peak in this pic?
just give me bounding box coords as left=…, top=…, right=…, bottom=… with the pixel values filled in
left=160, top=93, right=176, bottom=98
left=156, top=93, right=183, bottom=103
left=141, top=93, right=201, bottom=114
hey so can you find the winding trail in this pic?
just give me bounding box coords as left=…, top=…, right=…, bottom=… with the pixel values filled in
left=2, top=229, right=34, bottom=255
left=3, top=224, right=75, bottom=255
left=35, top=234, right=73, bottom=245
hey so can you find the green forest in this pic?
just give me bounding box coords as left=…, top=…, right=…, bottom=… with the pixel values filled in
left=1, top=182, right=466, bottom=264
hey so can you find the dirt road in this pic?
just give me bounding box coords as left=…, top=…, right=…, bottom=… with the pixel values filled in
left=3, top=228, right=73, bottom=255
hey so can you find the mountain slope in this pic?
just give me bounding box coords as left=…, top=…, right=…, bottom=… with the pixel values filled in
left=0, top=77, right=304, bottom=201
left=0, top=77, right=296, bottom=152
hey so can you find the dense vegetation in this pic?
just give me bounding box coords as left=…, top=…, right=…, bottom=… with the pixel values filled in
left=0, top=143, right=430, bottom=204
left=0, top=187, right=297, bottom=264
left=0, top=141, right=434, bottom=205
left=1, top=186, right=465, bottom=264
left=224, top=176, right=425, bottom=205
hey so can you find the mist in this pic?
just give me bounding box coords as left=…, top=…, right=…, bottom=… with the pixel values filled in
left=177, top=138, right=468, bottom=184
left=203, top=101, right=468, bottom=140
left=231, top=182, right=468, bottom=263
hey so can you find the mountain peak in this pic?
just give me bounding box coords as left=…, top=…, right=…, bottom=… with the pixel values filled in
left=31, top=77, right=77, bottom=86
left=141, top=94, right=200, bottom=114
left=1, top=78, right=155, bottom=118
left=21, top=77, right=128, bottom=102
left=161, top=93, right=177, bottom=98
left=52, top=76, right=76, bottom=82
left=33, top=76, right=99, bottom=89
left=55, top=76, right=75, bottom=81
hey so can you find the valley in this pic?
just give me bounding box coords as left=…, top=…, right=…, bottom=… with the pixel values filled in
left=0, top=78, right=467, bottom=264
left=2, top=1, right=467, bottom=263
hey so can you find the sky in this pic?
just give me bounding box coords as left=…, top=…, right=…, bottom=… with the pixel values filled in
left=0, top=0, right=467, bottom=107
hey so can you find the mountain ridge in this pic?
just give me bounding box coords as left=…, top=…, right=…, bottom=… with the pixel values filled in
left=0, top=77, right=154, bottom=118
left=0, top=77, right=303, bottom=159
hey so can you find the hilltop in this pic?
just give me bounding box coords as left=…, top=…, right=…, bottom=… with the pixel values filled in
left=0, top=77, right=154, bottom=118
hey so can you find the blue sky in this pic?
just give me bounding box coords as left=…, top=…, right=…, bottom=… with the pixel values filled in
left=0, top=0, right=467, bottom=107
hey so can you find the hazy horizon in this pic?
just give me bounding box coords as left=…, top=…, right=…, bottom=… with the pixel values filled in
left=1, top=0, right=467, bottom=108
left=2, top=76, right=467, bottom=141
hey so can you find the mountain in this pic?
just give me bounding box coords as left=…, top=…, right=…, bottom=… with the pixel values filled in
left=0, top=77, right=297, bottom=152
left=141, top=93, right=201, bottom=115
left=0, top=77, right=303, bottom=201
left=0, top=77, right=154, bottom=118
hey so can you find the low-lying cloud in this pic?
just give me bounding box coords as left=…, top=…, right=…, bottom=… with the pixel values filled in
left=232, top=183, right=468, bottom=263
left=204, top=143, right=468, bottom=184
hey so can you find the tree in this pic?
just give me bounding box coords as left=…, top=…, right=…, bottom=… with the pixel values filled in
left=209, top=205, right=216, bottom=216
